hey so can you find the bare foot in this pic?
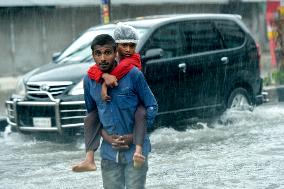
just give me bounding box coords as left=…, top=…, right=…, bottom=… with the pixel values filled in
left=72, top=160, right=97, bottom=172
left=133, top=152, right=145, bottom=169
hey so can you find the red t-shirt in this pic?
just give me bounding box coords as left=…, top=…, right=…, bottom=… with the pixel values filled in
left=88, top=53, right=141, bottom=82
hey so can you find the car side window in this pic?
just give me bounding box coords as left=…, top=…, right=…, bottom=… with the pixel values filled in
left=142, top=23, right=182, bottom=58
left=215, top=20, right=245, bottom=48
left=181, top=20, right=223, bottom=55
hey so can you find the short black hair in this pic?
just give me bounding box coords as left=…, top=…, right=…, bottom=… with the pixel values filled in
left=91, top=34, right=116, bottom=51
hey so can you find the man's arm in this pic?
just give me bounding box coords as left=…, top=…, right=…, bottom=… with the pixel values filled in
left=133, top=70, right=158, bottom=129
left=83, top=75, right=97, bottom=113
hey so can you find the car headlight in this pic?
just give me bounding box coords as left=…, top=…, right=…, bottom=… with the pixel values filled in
left=13, top=77, right=26, bottom=97
left=69, top=79, right=84, bottom=95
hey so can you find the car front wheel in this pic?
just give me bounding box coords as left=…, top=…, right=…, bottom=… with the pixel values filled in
left=227, top=88, right=252, bottom=110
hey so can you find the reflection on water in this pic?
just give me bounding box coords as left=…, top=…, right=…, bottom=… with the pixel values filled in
left=1, top=104, right=284, bottom=189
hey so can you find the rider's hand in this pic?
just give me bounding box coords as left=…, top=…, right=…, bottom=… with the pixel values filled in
left=102, top=73, right=118, bottom=88
left=119, top=134, right=133, bottom=146
left=111, top=135, right=129, bottom=150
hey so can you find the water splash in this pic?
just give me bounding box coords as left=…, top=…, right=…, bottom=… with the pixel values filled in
left=1, top=104, right=284, bottom=188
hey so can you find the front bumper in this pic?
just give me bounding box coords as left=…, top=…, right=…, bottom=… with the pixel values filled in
left=255, top=91, right=269, bottom=105
left=5, top=94, right=86, bottom=134
left=255, top=78, right=269, bottom=105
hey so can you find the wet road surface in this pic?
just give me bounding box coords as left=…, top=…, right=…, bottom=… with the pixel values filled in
left=1, top=103, right=284, bottom=189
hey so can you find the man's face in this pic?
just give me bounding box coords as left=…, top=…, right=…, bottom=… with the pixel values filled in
left=117, top=43, right=136, bottom=57
left=92, top=44, right=116, bottom=72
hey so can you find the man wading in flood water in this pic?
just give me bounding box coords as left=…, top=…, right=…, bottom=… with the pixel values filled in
left=73, top=23, right=150, bottom=172
left=82, top=34, right=158, bottom=188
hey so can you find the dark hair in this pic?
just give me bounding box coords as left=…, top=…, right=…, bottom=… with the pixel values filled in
left=91, top=34, right=116, bottom=51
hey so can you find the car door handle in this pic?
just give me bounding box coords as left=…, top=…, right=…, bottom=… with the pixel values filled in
left=178, top=63, right=186, bottom=73
left=221, top=57, right=229, bottom=64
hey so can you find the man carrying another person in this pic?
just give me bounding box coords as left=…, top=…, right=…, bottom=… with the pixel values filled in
left=75, top=33, right=157, bottom=188
left=72, top=23, right=151, bottom=172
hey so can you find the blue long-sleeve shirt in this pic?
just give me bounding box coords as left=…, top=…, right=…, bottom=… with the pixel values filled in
left=83, top=67, right=158, bottom=163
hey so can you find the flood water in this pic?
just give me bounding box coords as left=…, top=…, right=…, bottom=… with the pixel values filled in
left=1, top=103, right=284, bottom=189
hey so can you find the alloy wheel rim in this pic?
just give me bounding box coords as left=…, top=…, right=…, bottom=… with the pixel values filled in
left=231, top=94, right=249, bottom=109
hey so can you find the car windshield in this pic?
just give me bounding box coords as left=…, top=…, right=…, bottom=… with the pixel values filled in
left=56, top=27, right=149, bottom=63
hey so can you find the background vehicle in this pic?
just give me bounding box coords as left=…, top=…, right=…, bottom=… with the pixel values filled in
left=6, top=14, right=266, bottom=134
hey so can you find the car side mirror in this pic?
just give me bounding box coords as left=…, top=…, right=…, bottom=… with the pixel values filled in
left=52, top=52, right=61, bottom=62
left=144, top=48, right=164, bottom=60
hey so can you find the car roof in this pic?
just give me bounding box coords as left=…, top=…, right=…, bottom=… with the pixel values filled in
left=88, top=14, right=242, bottom=31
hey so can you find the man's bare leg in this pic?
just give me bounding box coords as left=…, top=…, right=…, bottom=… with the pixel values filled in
left=133, top=105, right=146, bottom=168
left=72, top=151, right=97, bottom=172
left=72, top=111, right=100, bottom=172
left=133, top=145, right=145, bottom=168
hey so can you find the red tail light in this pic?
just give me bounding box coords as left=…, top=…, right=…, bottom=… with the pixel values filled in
left=255, top=42, right=262, bottom=71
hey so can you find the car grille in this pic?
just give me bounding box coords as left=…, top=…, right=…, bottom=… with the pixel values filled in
left=60, top=102, right=86, bottom=127
left=26, top=81, right=73, bottom=99
left=5, top=100, right=86, bottom=130
left=17, top=105, right=57, bottom=127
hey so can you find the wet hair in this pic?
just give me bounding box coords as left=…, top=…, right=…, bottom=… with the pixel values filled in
left=91, top=34, right=116, bottom=52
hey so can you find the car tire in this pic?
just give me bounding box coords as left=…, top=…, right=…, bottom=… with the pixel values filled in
left=227, top=87, right=252, bottom=110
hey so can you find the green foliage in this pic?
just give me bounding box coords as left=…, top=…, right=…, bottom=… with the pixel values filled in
left=264, top=70, right=284, bottom=85
left=263, top=76, right=272, bottom=86
left=272, top=70, right=284, bottom=84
